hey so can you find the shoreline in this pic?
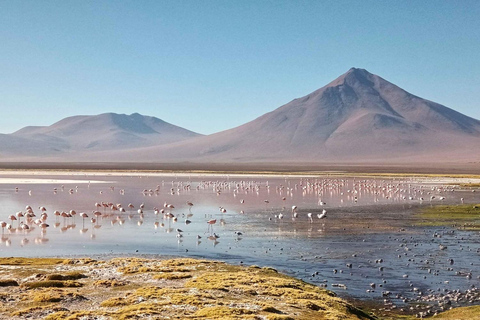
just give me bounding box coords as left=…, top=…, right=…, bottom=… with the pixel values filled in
left=1, top=161, right=480, bottom=175
left=1, top=168, right=480, bottom=185
left=0, top=255, right=377, bottom=320
left=0, top=255, right=478, bottom=320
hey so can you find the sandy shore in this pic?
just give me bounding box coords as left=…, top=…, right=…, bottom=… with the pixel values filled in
left=1, top=161, right=480, bottom=174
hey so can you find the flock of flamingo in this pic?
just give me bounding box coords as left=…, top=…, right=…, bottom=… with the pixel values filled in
left=0, top=174, right=479, bottom=318
left=0, top=176, right=470, bottom=249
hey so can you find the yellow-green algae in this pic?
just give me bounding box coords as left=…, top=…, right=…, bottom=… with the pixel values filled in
left=415, top=203, right=480, bottom=229
left=0, top=257, right=65, bottom=265
left=430, top=305, right=480, bottom=319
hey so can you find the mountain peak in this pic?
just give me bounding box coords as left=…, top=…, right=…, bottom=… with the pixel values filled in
left=326, top=67, right=375, bottom=88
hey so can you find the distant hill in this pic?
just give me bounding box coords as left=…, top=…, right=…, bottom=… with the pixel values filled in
left=2, top=69, right=480, bottom=166
left=4, top=113, right=201, bottom=156
left=107, top=68, right=480, bottom=163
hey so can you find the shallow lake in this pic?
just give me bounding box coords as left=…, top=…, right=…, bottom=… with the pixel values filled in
left=0, top=171, right=479, bottom=312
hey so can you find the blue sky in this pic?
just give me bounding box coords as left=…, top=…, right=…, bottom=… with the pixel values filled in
left=1, top=1, right=479, bottom=134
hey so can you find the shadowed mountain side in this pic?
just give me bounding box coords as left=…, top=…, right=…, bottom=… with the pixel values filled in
left=0, top=133, right=68, bottom=157
left=10, top=113, right=202, bottom=152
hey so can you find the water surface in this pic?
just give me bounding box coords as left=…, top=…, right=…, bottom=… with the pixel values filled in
left=0, top=172, right=479, bottom=312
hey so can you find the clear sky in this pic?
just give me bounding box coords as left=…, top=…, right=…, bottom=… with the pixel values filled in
left=1, top=0, right=479, bottom=134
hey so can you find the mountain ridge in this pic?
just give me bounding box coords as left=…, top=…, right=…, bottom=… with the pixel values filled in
left=1, top=68, right=479, bottom=164
left=7, top=112, right=202, bottom=154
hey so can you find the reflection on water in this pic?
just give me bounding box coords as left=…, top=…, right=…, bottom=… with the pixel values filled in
left=0, top=173, right=479, bottom=313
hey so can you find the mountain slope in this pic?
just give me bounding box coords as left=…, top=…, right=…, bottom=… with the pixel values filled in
left=109, top=68, right=480, bottom=163
left=2, top=68, right=479, bottom=164
left=10, top=113, right=201, bottom=152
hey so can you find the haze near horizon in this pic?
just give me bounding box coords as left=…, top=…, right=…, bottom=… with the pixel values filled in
left=0, top=1, right=479, bottom=135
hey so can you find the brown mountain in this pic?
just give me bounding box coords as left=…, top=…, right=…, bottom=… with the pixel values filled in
left=2, top=68, right=479, bottom=165
left=3, top=113, right=201, bottom=156
left=107, top=68, right=480, bottom=163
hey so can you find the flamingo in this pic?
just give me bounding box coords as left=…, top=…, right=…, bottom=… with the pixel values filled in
left=8, top=215, right=17, bottom=226
left=20, top=222, right=30, bottom=235
left=207, top=219, right=216, bottom=234
left=16, top=211, right=24, bottom=223
left=60, top=211, right=71, bottom=224
left=0, top=221, right=6, bottom=234
left=80, top=212, right=89, bottom=227
left=39, top=223, right=49, bottom=231
left=307, top=212, right=313, bottom=223
left=93, top=211, right=102, bottom=220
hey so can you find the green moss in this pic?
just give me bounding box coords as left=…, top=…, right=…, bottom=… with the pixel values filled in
left=457, top=183, right=480, bottom=188
left=415, top=204, right=480, bottom=227
left=431, top=305, right=480, bottom=319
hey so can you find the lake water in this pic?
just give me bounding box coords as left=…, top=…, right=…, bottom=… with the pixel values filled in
left=0, top=171, right=479, bottom=314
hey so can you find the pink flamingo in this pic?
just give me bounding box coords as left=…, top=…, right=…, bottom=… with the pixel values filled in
left=207, top=219, right=216, bottom=234
left=0, top=221, right=6, bottom=234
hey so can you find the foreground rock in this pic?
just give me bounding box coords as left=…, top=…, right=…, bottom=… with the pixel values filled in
left=0, top=257, right=375, bottom=320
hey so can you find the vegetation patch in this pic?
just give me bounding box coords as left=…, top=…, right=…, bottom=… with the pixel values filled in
left=153, top=272, right=192, bottom=280
left=457, top=183, right=480, bottom=188
left=0, top=257, right=64, bottom=266
left=194, top=305, right=255, bottom=318
left=0, top=256, right=379, bottom=320
left=46, top=272, right=87, bottom=281
left=430, top=305, right=480, bottom=319
left=11, top=304, right=67, bottom=317
left=23, top=280, right=83, bottom=289
left=27, top=288, right=85, bottom=303
left=93, top=279, right=127, bottom=287
left=100, top=296, right=130, bottom=307
left=415, top=204, right=480, bottom=228
left=63, top=258, right=97, bottom=265
left=0, top=279, right=18, bottom=287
